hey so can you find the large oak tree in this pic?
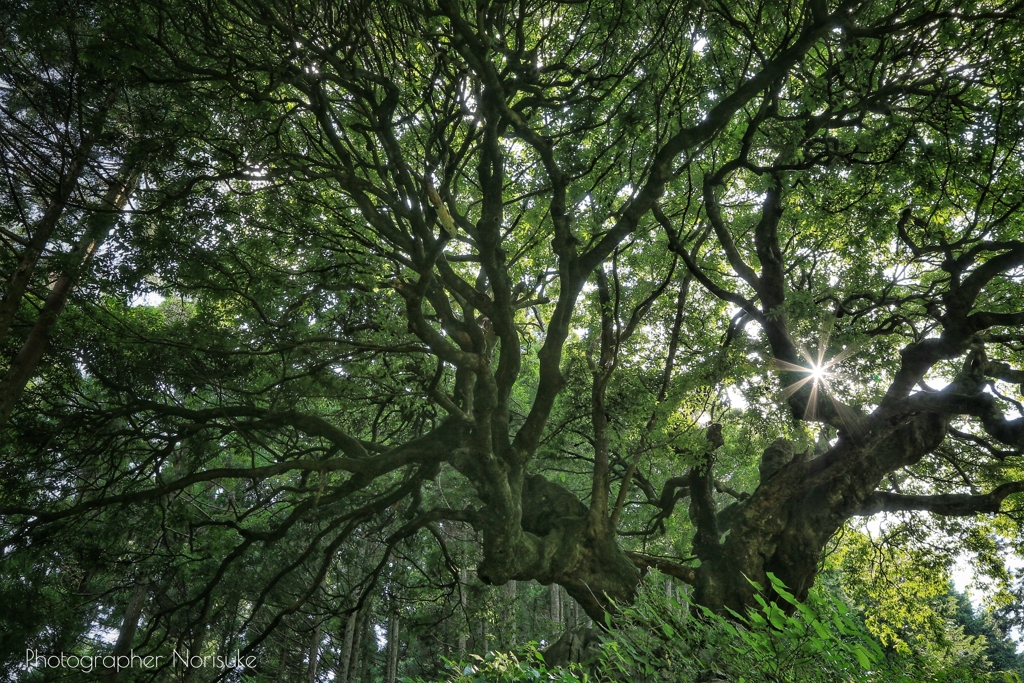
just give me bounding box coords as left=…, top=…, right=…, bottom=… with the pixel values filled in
left=2, top=0, right=1024, bottom=674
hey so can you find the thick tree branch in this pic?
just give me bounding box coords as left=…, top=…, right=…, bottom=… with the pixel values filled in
left=855, top=482, right=1024, bottom=516
left=625, top=552, right=696, bottom=584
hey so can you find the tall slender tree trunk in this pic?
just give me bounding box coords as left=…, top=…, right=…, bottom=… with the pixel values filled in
left=182, top=623, right=208, bottom=683
left=0, top=156, right=141, bottom=427
left=502, top=580, right=517, bottom=647
left=337, top=608, right=358, bottom=683
left=385, top=612, right=400, bottom=683
left=275, top=641, right=291, bottom=683
left=0, top=90, right=114, bottom=345
left=457, top=566, right=468, bottom=657
left=351, top=606, right=369, bottom=683
left=359, top=632, right=370, bottom=683
left=103, top=583, right=147, bottom=683
left=549, top=583, right=561, bottom=625
left=305, top=621, right=322, bottom=683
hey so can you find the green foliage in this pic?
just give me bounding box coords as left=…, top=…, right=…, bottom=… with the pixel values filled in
left=719, top=574, right=885, bottom=682
left=413, top=572, right=1021, bottom=683
left=411, top=648, right=587, bottom=683
left=828, top=526, right=1024, bottom=681
left=596, top=573, right=891, bottom=683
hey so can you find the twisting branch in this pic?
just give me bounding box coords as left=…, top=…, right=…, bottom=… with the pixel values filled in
left=855, top=482, right=1024, bottom=516
left=625, top=551, right=696, bottom=584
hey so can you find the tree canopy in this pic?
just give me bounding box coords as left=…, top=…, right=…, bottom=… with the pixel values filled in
left=2, top=0, right=1024, bottom=679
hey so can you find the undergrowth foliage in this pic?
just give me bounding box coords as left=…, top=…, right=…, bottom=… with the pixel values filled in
left=414, top=572, right=1024, bottom=683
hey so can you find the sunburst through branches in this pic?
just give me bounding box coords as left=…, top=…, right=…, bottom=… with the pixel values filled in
left=774, top=319, right=864, bottom=436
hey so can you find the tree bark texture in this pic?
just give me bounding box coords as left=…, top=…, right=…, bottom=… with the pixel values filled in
left=337, top=609, right=358, bottom=683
